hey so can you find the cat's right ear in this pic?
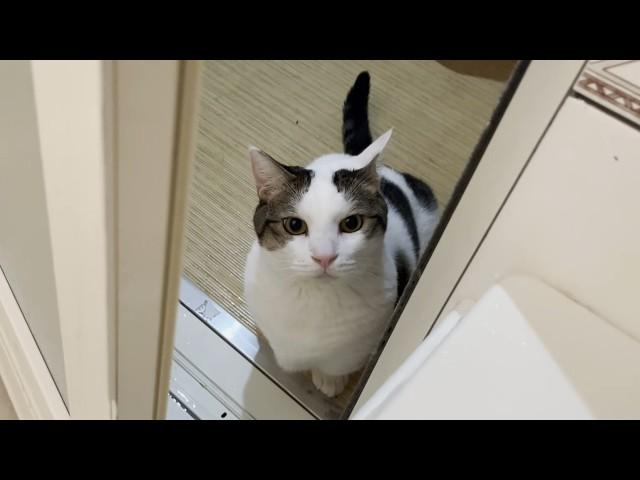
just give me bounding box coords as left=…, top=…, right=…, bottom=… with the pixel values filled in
left=249, top=147, right=294, bottom=201
left=357, top=129, right=393, bottom=168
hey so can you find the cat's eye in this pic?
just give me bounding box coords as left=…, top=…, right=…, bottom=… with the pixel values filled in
left=283, top=217, right=308, bottom=235
left=340, top=215, right=364, bottom=233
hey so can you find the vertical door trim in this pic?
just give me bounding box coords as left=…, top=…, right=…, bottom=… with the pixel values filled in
left=32, top=60, right=114, bottom=419
left=114, top=60, right=201, bottom=419
left=154, top=61, right=202, bottom=420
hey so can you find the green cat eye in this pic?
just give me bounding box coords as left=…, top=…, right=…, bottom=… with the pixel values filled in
left=340, top=215, right=364, bottom=233
left=283, top=217, right=308, bottom=235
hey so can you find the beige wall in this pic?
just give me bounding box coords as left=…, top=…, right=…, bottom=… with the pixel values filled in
left=443, top=96, right=640, bottom=341
left=0, top=61, right=68, bottom=404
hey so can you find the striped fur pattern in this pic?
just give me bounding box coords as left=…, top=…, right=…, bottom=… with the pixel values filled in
left=244, top=72, right=439, bottom=397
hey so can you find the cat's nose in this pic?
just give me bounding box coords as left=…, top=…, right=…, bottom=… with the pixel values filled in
left=311, top=254, right=338, bottom=270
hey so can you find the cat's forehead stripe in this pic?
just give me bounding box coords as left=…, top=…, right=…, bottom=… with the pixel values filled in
left=331, top=167, right=387, bottom=235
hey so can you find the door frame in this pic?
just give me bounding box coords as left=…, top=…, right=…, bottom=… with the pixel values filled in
left=0, top=60, right=201, bottom=420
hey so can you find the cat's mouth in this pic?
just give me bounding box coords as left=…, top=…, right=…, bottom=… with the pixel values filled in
left=315, top=270, right=338, bottom=279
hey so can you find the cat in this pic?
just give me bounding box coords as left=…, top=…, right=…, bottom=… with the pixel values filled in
left=243, top=72, right=440, bottom=397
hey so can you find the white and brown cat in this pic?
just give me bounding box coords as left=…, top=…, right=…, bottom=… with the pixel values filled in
left=244, top=72, right=439, bottom=397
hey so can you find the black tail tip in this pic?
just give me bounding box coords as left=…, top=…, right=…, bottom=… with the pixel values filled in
left=353, top=71, right=370, bottom=91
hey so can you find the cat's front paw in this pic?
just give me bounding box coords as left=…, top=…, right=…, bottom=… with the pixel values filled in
left=311, top=369, right=349, bottom=398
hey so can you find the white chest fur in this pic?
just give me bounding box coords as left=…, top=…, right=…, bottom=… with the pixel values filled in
left=244, top=242, right=396, bottom=376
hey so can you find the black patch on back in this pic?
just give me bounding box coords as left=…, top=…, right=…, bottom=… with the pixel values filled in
left=380, top=178, right=420, bottom=260
left=394, top=251, right=411, bottom=303
left=402, top=172, right=437, bottom=211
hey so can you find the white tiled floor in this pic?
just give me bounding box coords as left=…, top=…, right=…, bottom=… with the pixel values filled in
left=0, top=377, right=17, bottom=419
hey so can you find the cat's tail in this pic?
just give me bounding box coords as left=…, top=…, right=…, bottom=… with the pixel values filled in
left=342, top=71, right=373, bottom=156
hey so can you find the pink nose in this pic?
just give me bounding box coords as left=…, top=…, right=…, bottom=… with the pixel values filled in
left=311, top=254, right=338, bottom=270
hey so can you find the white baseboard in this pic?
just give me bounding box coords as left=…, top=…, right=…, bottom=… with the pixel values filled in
left=0, top=268, right=69, bottom=419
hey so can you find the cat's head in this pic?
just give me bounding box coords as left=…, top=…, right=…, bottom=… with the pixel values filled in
left=249, top=130, right=392, bottom=280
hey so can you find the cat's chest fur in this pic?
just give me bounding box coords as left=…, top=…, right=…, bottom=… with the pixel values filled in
left=244, top=242, right=396, bottom=375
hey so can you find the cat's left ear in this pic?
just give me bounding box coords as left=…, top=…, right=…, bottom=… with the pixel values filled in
left=249, top=147, right=295, bottom=201
left=357, top=128, right=393, bottom=168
